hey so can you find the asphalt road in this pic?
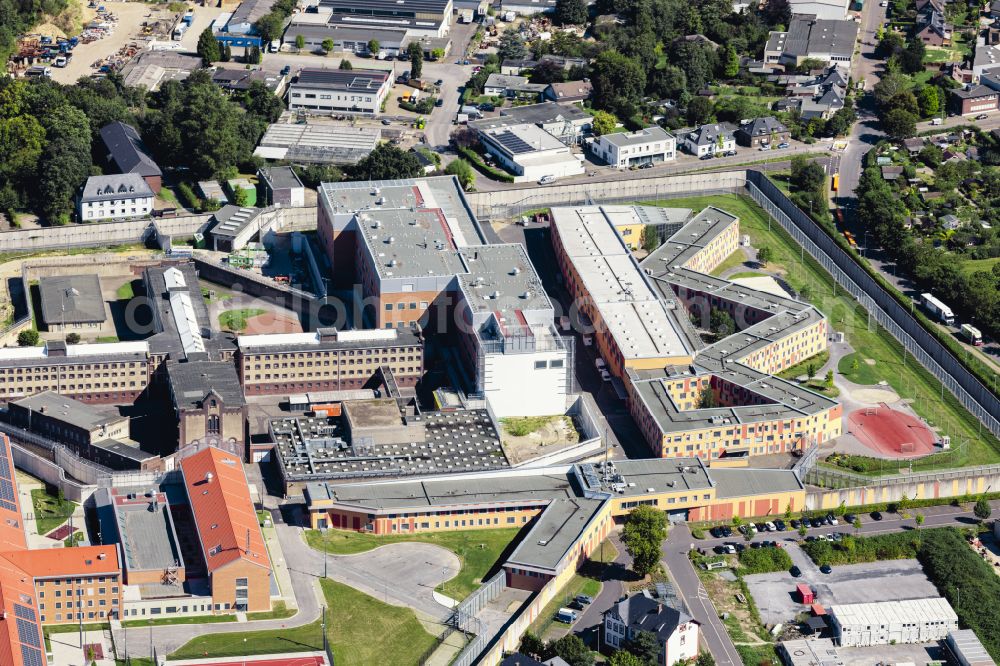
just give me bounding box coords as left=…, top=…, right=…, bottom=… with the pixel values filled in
left=660, top=499, right=1000, bottom=665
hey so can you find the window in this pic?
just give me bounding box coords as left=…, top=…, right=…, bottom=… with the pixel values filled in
left=534, top=360, right=547, bottom=369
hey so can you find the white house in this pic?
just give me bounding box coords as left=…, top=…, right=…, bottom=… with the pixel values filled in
left=592, top=126, right=676, bottom=169
left=78, top=173, right=154, bottom=222
left=603, top=594, right=700, bottom=666
left=677, top=123, right=736, bottom=157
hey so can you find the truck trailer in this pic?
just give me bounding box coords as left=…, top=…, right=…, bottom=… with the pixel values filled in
left=920, top=293, right=955, bottom=325
left=960, top=324, right=983, bottom=346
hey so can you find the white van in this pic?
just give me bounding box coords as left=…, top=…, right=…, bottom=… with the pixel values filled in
left=556, top=608, right=578, bottom=623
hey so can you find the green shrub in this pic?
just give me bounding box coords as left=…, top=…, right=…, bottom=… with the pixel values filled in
left=738, top=546, right=792, bottom=574
left=176, top=182, right=202, bottom=211
left=800, top=531, right=922, bottom=566
left=456, top=146, right=514, bottom=183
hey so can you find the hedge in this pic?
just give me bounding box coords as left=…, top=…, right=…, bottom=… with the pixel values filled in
left=176, top=182, right=201, bottom=211
left=800, top=531, right=923, bottom=566
left=457, top=146, right=514, bottom=183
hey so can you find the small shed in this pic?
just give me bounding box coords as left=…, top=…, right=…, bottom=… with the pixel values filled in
left=796, top=583, right=814, bottom=604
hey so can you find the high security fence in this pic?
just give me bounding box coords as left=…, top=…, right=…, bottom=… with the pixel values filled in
left=449, top=570, right=507, bottom=666
left=745, top=171, right=1000, bottom=439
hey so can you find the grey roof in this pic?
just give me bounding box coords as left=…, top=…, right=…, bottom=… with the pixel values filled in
left=456, top=243, right=552, bottom=317
left=604, top=594, right=694, bottom=640
left=598, top=125, right=674, bottom=148
left=284, top=23, right=408, bottom=48
left=142, top=263, right=235, bottom=359
left=99, top=122, right=162, bottom=179
left=769, top=17, right=858, bottom=58
left=210, top=205, right=266, bottom=240
left=259, top=166, right=304, bottom=191
left=506, top=497, right=606, bottom=571
left=484, top=73, right=547, bottom=93
left=114, top=494, right=185, bottom=572
left=228, top=0, right=278, bottom=26
left=211, top=67, right=285, bottom=93
left=11, top=391, right=123, bottom=431
left=712, top=467, right=804, bottom=498
left=320, top=0, right=452, bottom=15
left=166, top=359, right=246, bottom=411
left=680, top=123, right=736, bottom=146
left=293, top=68, right=389, bottom=92
left=470, top=101, right=590, bottom=131
left=952, top=85, right=997, bottom=99
left=91, top=439, right=158, bottom=463
left=947, top=630, right=995, bottom=666
left=80, top=173, right=154, bottom=203
left=38, top=274, right=107, bottom=325
left=737, top=116, right=789, bottom=139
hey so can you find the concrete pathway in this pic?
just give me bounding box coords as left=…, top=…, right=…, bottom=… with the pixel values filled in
left=49, top=628, right=115, bottom=666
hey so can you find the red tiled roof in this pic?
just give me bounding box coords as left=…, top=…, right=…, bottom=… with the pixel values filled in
left=180, top=448, right=270, bottom=574
left=0, top=436, right=27, bottom=553
left=0, top=546, right=121, bottom=580
left=0, top=555, right=44, bottom=666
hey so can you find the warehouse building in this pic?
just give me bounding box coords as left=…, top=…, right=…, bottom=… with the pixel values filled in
left=288, top=69, right=393, bottom=116
left=830, top=598, right=958, bottom=647
left=253, top=122, right=381, bottom=164
left=477, top=123, right=585, bottom=182
left=470, top=101, right=592, bottom=145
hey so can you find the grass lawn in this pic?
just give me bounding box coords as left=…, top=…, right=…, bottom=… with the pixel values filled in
left=123, top=614, right=236, bottom=628
left=776, top=350, right=831, bottom=380
left=305, top=527, right=520, bottom=600
left=709, top=249, right=749, bottom=277
left=959, top=256, right=1000, bottom=278
left=202, top=286, right=235, bottom=301
left=169, top=579, right=436, bottom=665
left=728, top=270, right=768, bottom=279
left=115, top=281, right=135, bottom=300
left=526, top=573, right=602, bottom=640
left=64, top=532, right=84, bottom=547
left=500, top=415, right=566, bottom=437
left=44, top=623, right=107, bottom=651
left=31, top=488, right=75, bottom=536
left=247, top=601, right=296, bottom=621
left=218, top=308, right=266, bottom=332
left=837, top=351, right=883, bottom=385
left=95, top=336, right=120, bottom=343
left=637, top=194, right=1000, bottom=471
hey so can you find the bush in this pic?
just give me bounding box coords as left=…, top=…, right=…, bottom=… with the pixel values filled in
left=176, top=182, right=201, bottom=211
left=456, top=146, right=514, bottom=183
left=400, top=98, right=436, bottom=114
left=738, top=546, right=792, bottom=574
left=17, top=329, right=39, bottom=347
left=800, top=531, right=923, bottom=565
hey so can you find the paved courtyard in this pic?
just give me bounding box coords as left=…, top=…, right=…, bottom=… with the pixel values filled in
left=744, top=544, right=938, bottom=626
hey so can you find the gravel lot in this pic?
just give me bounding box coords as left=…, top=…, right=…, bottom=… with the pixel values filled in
left=744, top=543, right=938, bottom=626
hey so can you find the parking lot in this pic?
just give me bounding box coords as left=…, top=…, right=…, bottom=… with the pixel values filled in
left=744, top=543, right=938, bottom=626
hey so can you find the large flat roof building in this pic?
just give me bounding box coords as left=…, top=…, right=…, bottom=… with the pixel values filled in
left=288, top=68, right=393, bottom=116
left=830, top=598, right=958, bottom=647
left=764, top=17, right=858, bottom=69
left=254, top=122, right=380, bottom=164
left=38, top=274, right=107, bottom=332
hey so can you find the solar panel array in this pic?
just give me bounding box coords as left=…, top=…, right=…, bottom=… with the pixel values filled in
left=0, top=438, right=16, bottom=512
left=15, top=604, right=41, bottom=659
left=494, top=130, right=535, bottom=155
left=21, top=646, right=44, bottom=666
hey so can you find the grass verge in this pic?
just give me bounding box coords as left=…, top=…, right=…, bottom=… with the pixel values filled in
left=305, top=528, right=519, bottom=600
left=31, top=488, right=75, bottom=536
left=709, top=249, right=749, bottom=276
left=218, top=308, right=266, bottom=332
left=169, top=579, right=437, bottom=664
left=123, top=615, right=236, bottom=628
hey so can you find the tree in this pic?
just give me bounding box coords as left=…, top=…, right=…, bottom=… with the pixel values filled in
left=552, top=634, right=594, bottom=666
left=368, top=39, right=380, bottom=56
left=685, top=96, right=715, bottom=126
left=321, top=38, right=334, bottom=54
left=624, top=630, right=659, bottom=666
left=248, top=45, right=261, bottom=64
left=757, top=245, right=774, bottom=265
left=591, top=110, right=618, bottom=136
left=698, top=386, right=718, bottom=408
left=882, top=108, right=917, bottom=140
left=975, top=497, right=992, bottom=520
left=519, top=632, right=551, bottom=660
left=914, top=513, right=924, bottom=526
left=785, top=503, right=793, bottom=520
left=498, top=30, right=528, bottom=61
left=197, top=28, right=221, bottom=65
left=853, top=517, right=862, bottom=534
left=591, top=50, right=645, bottom=120
left=873, top=71, right=911, bottom=108
left=295, top=34, right=305, bottom=52
left=38, top=105, right=92, bottom=223
left=555, top=0, right=588, bottom=24
left=917, top=85, right=940, bottom=118
left=806, top=362, right=816, bottom=380
left=222, top=43, right=232, bottom=62
left=349, top=143, right=422, bottom=181
left=409, top=42, right=424, bottom=79
left=696, top=654, right=716, bottom=666
left=722, top=44, right=740, bottom=78
left=825, top=369, right=834, bottom=388
left=243, top=80, right=284, bottom=123
left=339, top=59, right=353, bottom=70
left=710, top=308, right=735, bottom=337
left=445, top=158, right=476, bottom=191
left=798, top=523, right=808, bottom=537
left=609, top=651, right=644, bottom=666
left=622, top=505, right=667, bottom=577
left=642, top=225, right=659, bottom=252
left=65, top=332, right=80, bottom=344
left=17, top=329, right=39, bottom=346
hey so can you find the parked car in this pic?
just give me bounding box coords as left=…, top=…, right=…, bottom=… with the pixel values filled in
left=777, top=142, right=790, bottom=149
left=714, top=545, right=727, bottom=554
left=790, top=565, right=802, bottom=577
left=871, top=511, right=883, bottom=521
left=721, top=526, right=732, bottom=537
left=381, top=119, right=392, bottom=125
left=556, top=608, right=578, bottom=623
left=724, top=544, right=737, bottom=554
left=977, top=113, right=990, bottom=120
left=811, top=518, right=824, bottom=528
left=280, top=65, right=291, bottom=76
left=820, top=564, right=833, bottom=574
left=575, top=595, right=593, bottom=605
left=711, top=526, right=726, bottom=538
left=765, top=522, right=776, bottom=532
left=759, top=144, right=771, bottom=151
left=738, top=524, right=750, bottom=536
left=479, top=102, right=495, bottom=112
left=538, top=174, right=556, bottom=185
left=826, top=514, right=839, bottom=526
left=435, top=79, right=444, bottom=86
left=774, top=519, right=786, bottom=531
left=699, top=153, right=713, bottom=160
left=435, top=98, right=444, bottom=107
left=755, top=523, right=767, bottom=533
left=844, top=514, right=857, bottom=524
left=569, top=600, right=585, bottom=610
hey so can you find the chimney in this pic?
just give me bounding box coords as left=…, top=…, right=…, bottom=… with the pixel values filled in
left=205, top=472, right=214, bottom=483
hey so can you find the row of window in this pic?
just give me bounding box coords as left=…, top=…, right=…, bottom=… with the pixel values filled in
left=532, top=359, right=565, bottom=369
left=249, top=367, right=420, bottom=380
left=249, top=356, right=419, bottom=369
left=387, top=515, right=530, bottom=531
left=244, top=348, right=419, bottom=361
left=5, top=363, right=143, bottom=373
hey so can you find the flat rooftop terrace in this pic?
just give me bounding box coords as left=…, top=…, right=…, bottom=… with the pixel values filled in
left=273, top=409, right=509, bottom=481
left=112, top=493, right=184, bottom=572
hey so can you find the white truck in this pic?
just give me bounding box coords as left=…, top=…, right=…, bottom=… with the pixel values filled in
left=920, top=293, right=955, bottom=325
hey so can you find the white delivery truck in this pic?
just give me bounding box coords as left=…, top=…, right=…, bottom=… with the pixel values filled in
left=920, top=293, right=955, bottom=325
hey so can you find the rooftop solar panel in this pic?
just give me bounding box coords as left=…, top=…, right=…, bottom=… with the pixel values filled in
left=495, top=130, right=535, bottom=154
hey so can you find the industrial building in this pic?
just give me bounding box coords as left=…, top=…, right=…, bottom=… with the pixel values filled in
left=764, top=17, right=859, bottom=70
left=830, top=598, right=959, bottom=647
left=304, top=457, right=806, bottom=591
left=208, top=206, right=269, bottom=252
left=271, top=405, right=507, bottom=493
left=287, top=68, right=393, bottom=116
left=258, top=166, right=306, bottom=208
left=477, top=123, right=585, bottom=182
left=253, top=122, right=381, bottom=164
left=778, top=638, right=844, bottom=666
left=38, top=274, right=107, bottom=333
left=470, top=102, right=592, bottom=145
left=947, top=629, right=996, bottom=666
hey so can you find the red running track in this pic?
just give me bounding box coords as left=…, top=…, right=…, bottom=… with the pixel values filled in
left=183, top=658, right=326, bottom=666
left=847, top=403, right=936, bottom=458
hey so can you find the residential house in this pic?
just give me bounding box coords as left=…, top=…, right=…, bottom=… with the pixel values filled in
left=735, top=116, right=790, bottom=148
left=915, top=9, right=951, bottom=47
left=677, top=123, right=736, bottom=156
left=99, top=121, right=162, bottom=194
left=764, top=17, right=858, bottom=70
left=603, top=594, right=700, bottom=665
left=940, top=214, right=962, bottom=229
left=903, top=137, right=926, bottom=154
left=544, top=80, right=593, bottom=103
left=537, top=54, right=588, bottom=71
left=211, top=66, right=287, bottom=96
left=672, top=34, right=720, bottom=50
left=591, top=126, right=676, bottom=168
left=950, top=84, right=999, bottom=116
left=483, top=73, right=548, bottom=99
left=78, top=174, right=154, bottom=222
left=881, top=166, right=904, bottom=181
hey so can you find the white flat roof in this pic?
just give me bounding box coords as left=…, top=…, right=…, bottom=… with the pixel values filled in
left=237, top=328, right=400, bottom=350
left=551, top=206, right=632, bottom=258
left=831, top=598, right=957, bottom=628
left=0, top=341, right=149, bottom=362
left=573, top=254, right=657, bottom=303
left=602, top=300, right=687, bottom=359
